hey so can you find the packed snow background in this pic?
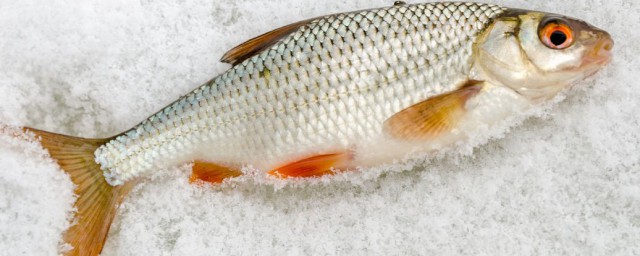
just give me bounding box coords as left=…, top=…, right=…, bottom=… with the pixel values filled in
left=0, top=0, right=638, bottom=255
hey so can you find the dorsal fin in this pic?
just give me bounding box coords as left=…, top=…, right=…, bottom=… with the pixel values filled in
left=220, top=18, right=315, bottom=65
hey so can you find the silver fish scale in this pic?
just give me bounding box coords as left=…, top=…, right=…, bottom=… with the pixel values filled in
left=95, top=2, right=506, bottom=185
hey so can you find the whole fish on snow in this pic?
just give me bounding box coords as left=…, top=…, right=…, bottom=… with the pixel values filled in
left=13, top=1, right=612, bottom=255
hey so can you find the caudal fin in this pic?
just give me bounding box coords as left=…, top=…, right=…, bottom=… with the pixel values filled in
left=24, top=127, right=133, bottom=256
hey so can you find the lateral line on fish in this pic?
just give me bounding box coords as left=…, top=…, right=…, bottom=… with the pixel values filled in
left=106, top=58, right=436, bottom=168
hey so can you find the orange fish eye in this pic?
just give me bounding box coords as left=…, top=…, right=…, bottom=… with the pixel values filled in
left=539, top=21, right=574, bottom=49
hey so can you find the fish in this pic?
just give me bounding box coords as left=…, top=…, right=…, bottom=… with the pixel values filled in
left=13, top=1, right=612, bottom=255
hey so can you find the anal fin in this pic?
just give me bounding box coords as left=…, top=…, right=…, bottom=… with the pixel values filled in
left=384, top=81, right=483, bottom=140
left=190, top=161, right=242, bottom=184
left=268, top=152, right=352, bottom=179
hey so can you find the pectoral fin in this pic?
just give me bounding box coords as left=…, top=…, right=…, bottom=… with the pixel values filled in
left=221, top=18, right=315, bottom=65
left=190, top=161, right=242, bottom=184
left=384, top=81, right=483, bottom=140
left=268, top=152, right=352, bottom=178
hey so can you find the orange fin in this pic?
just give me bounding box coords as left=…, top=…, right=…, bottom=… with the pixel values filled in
left=268, top=152, right=352, bottom=178
left=220, top=18, right=315, bottom=65
left=384, top=81, right=483, bottom=140
left=23, top=127, right=134, bottom=256
left=190, top=161, right=242, bottom=184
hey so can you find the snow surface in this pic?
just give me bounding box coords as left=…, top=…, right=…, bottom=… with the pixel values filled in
left=0, top=0, right=639, bottom=255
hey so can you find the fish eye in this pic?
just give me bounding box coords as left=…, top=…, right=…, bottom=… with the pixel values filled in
left=539, top=19, right=574, bottom=49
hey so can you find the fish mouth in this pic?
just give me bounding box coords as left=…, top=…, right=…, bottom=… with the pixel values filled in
left=582, top=34, right=614, bottom=66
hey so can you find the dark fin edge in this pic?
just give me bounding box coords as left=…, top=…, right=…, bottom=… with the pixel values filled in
left=220, top=18, right=315, bottom=66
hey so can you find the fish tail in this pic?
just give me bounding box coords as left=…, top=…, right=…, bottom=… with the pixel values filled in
left=23, top=127, right=133, bottom=256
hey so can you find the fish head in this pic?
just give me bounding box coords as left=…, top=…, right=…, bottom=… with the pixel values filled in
left=474, top=10, right=613, bottom=101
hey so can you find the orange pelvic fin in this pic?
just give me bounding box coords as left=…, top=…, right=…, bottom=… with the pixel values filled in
left=268, top=152, right=352, bottom=179
left=190, top=161, right=243, bottom=184
left=384, top=81, right=483, bottom=140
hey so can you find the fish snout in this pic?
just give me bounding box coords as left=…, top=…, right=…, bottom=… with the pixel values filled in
left=586, top=31, right=613, bottom=65
left=597, top=31, right=613, bottom=58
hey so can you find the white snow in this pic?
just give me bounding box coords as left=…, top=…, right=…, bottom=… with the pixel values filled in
left=0, top=0, right=639, bottom=255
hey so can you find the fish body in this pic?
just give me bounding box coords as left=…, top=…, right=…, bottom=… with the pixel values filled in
left=17, top=2, right=612, bottom=255
left=96, top=2, right=509, bottom=185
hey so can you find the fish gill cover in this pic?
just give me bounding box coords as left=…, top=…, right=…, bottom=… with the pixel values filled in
left=0, top=0, right=638, bottom=255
